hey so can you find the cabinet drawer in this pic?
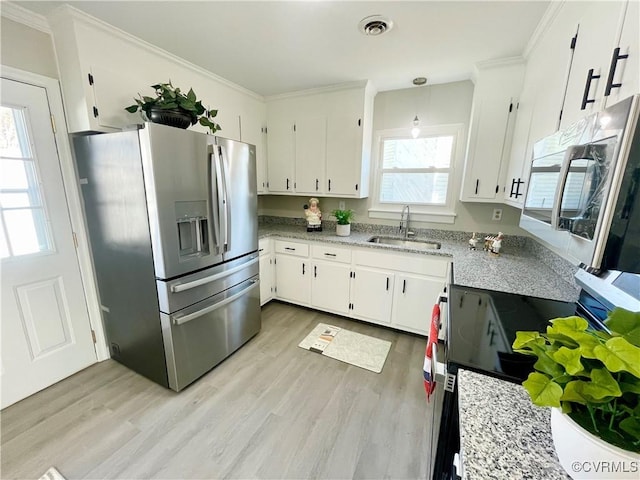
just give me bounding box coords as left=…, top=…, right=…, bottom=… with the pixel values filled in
left=258, top=238, right=271, bottom=256
left=311, top=244, right=352, bottom=263
left=354, top=249, right=449, bottom=278
left=274, top=240, right=309, bottom=257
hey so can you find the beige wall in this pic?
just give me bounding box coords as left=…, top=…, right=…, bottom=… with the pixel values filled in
left=259, top=81, right=526, bottom=235
left=1, top=17, right=58, bottom=78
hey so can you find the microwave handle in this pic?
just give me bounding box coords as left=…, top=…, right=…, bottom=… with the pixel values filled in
left=551, top=146, right=577, bottom=230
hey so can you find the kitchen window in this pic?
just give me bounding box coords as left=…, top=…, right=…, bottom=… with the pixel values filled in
left=369, top=125, right=463, bottom=223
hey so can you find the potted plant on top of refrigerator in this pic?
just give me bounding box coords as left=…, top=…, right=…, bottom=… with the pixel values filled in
left=125, top=81, right=221, bottom=133
left=513, top=308, right=640, bottom=479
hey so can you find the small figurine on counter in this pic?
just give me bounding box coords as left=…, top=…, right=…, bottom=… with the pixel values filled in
left=483, top=234, right=495, bottom=251
left=489, top=232, right=504, bottom=256
left=304, top=197, right=322, bottom=232
left=468, top=232, right=478, bottom=250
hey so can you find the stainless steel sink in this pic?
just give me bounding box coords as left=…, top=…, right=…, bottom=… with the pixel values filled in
left=367, top=236, right=441, bottom=250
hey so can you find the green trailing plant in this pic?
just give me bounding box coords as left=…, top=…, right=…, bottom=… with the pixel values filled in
left=331, top=209, right=355, bottom=225
left=513, top=308, right=640, bottom=453
left=125, top=81, right=221, bottom=133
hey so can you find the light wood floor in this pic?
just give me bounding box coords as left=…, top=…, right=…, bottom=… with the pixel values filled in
left=1, top=302, right=439, bottom=480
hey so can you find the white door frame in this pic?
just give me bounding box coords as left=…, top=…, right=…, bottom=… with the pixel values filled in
left=1, top=65, right=109, bottom=361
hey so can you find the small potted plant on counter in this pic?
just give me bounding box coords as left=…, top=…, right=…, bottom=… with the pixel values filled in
left=513, top=308, right=640, bottom=479
left=125, top=81, right=221, bottom=133
left=331, top=209, right=355, bottom=237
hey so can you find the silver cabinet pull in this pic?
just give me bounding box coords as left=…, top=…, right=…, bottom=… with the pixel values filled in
left=171, top=257, right=259, bottom=293
left=172, top=280, right=259, bottom=325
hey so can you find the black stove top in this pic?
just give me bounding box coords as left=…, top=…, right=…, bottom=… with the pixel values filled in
left=447, top=284, right=577, bottom=383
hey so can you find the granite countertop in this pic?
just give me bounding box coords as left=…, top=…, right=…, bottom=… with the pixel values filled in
left=457, top=369, right=570, bottom=480
left=258, top=223, right=579, bottom=303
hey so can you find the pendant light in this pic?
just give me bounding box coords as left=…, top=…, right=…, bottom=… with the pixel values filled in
left=411, top=115, right=420, bottom=138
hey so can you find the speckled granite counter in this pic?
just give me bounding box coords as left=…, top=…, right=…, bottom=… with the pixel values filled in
left=457, top=369, right=570, bottom=480
left=258, top=223, right=579, bottom=303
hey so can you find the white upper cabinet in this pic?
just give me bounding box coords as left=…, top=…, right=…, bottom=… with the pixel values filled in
left=503, top=0, right=638, bottom=210
left=603, top=0, right=639, bottom=107
left=460, top=59, right=524, bottom=203
left=48, top=6, right=261, bottom=142
left=240, top=108, right=268, bottom=194
left=294, top=116, right=326, bottom=195
left=266, top=81, right=375, bottom=198
left=560, top=1, right=628, bottom=128
left=266, top=118, right=295, bottom=193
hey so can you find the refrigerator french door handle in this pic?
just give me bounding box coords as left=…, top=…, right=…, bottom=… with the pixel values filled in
left=217, top=145, right=232, bottom=252
left=171, top=279, right=259, bottom=326
left=208, top=149, right=222, bottom=254
left=213, top=147, right=229, bottom=252
left=171, top=256, right=260, bottom=293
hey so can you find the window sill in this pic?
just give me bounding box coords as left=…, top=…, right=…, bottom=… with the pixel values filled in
left=368, top=208, right=457, bottom=224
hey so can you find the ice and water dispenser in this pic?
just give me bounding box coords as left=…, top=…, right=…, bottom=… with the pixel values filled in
left=175, top=201, right=209, bottom=258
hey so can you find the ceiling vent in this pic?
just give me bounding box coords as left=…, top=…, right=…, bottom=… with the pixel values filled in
left=359, top=15, right=394, bottom=36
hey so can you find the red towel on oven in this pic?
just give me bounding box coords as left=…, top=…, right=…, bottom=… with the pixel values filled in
left=423, top=303, right=440, bottom=401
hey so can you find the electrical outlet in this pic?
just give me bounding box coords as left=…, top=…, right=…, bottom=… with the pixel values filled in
left=492, top=208, right=503, bottom=221
left=338, top=201, right=345, bottom=210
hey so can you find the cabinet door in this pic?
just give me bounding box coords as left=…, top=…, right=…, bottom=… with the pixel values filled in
left=274, top=255, right=310, bottom=304
left=350, top=267, right=393, bottom=324
left=560, top=1, right=627, bottom=128
left=294, top=116, right=326, bottom=195
left=604, top=0, right=639, bottom=107
left=504, top=93, right=535, bottom=208
left=311, top=262, right=350, bottom=314
left=392, top=274, right=442, bottom=335
left=461, top=63, right=523, bottom=203
left=267, top=119, right=295, bottom=193
left=240, top=114, right=268, bottom=193
left=326, top=114, right=362, bottom=196
left=259, top=254, right=273, bottom=305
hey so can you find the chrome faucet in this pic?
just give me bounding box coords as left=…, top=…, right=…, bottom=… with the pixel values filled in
left=399, top=205, right=414, bottom=239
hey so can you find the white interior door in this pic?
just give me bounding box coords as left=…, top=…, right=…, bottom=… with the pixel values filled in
left=1, top=78, right=96, bottom=409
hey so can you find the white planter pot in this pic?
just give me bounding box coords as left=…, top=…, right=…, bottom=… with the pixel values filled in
left=336, top=224, right=351, bottom=237
left=550, top=408, right=639, bottom=479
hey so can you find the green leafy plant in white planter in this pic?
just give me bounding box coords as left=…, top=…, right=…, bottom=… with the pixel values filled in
left=513, top=308, right=640, bottom=478
left=331, top=209, right=354, bottom=237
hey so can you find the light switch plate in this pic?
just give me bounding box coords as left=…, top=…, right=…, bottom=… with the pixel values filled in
left=339, top=201, right=346, bottom=210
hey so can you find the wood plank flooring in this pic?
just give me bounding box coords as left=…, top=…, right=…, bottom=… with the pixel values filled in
left=1, top=302, right=440, bottom=479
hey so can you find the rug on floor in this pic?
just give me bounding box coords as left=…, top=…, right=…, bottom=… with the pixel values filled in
left=298, top=323, right=392, bottom=373
left=39, top=467, right=66, bottom=480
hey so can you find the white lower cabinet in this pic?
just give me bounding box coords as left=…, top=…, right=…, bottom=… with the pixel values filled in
left=350, top=267, right=394, bottom=324
left=274, top=254, right=310, bottom=305
left=392, top=274, right=443, bottom=333
left=258, top=238, right=274, bottom=305
left=259, top=254, right=274, bottom=305
left=311, top=261, right=351, bottom=314
left=267, top=237, right=449, bottom=336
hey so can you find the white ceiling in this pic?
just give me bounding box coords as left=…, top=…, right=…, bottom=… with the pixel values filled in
left=15, top=1, right=550, bottom=96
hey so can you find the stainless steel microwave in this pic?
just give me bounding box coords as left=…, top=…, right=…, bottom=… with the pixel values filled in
left=520, top=94, right=640, bottom=274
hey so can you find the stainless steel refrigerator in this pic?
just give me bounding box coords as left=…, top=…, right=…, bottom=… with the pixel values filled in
left=73, top=123, right=260, bottom=391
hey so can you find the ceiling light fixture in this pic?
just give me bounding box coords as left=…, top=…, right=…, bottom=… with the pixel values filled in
left=358, top=15, right=394, bottom=36
left=413, top=77, right=427, bottom=86
left=411, top=116, right=420, bottom=139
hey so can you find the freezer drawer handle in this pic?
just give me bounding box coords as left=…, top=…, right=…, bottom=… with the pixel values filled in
left=171, top=257, right=259, bottom=293
left=172, top=279, right=259, bottom=326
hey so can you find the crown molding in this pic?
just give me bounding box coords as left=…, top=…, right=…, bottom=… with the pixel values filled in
left=265, top=80, right=371, bottom=102
left=1, top=2, right=51, bottom=33
left=46, top=4, right=264, bottom=101
left=523, top=0, right=564, bottom=59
